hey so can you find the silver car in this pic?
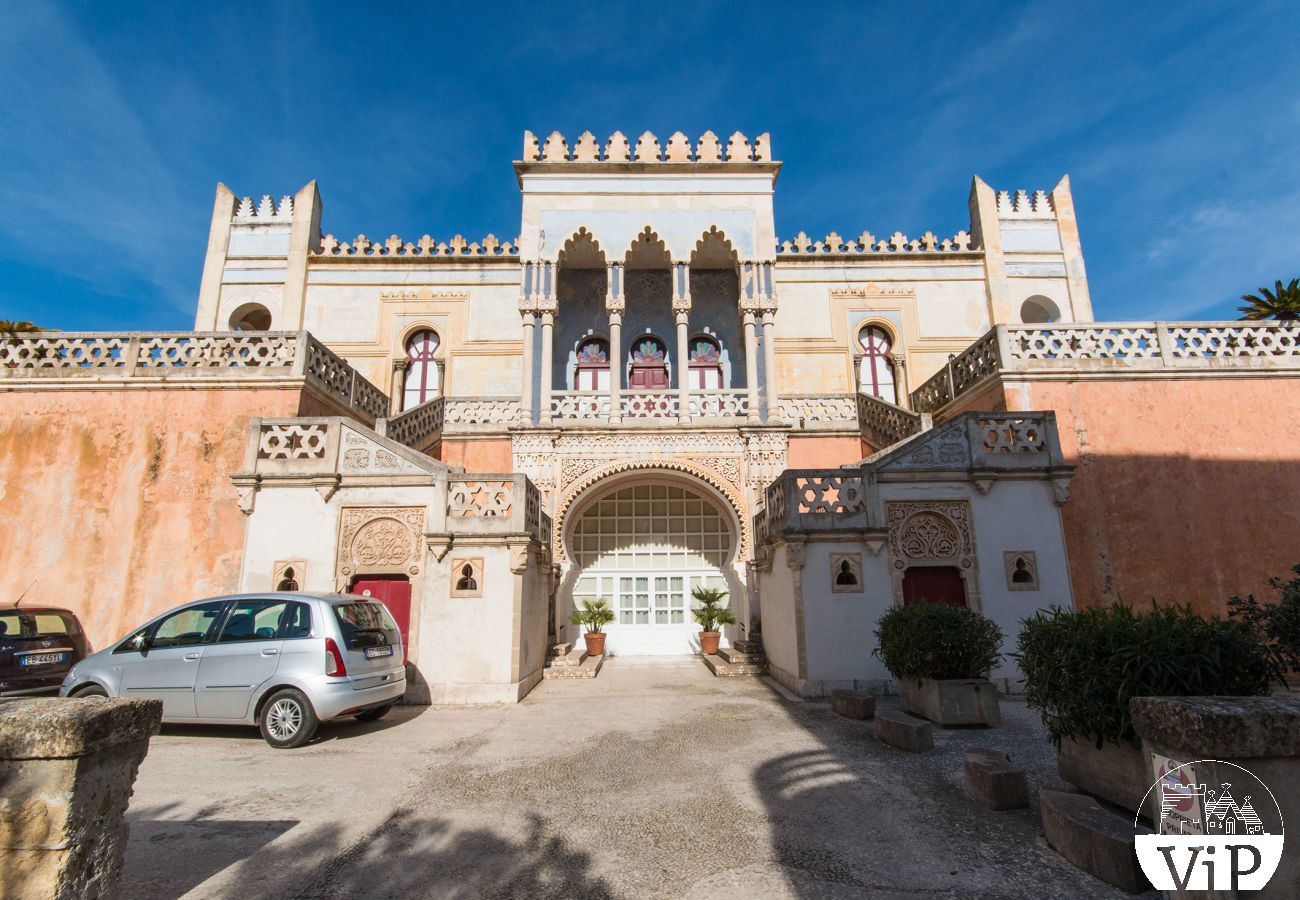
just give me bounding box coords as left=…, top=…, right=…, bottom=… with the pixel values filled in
left=59, top=592, right=406, bottom=748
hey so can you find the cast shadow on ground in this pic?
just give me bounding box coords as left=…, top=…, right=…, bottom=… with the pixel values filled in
left=155, top=703, right=427, bottom=745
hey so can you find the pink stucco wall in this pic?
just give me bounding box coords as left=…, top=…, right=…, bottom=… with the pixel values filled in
left=948, top=376, right=1300, bottom=616
left=0, top=385, right=319, bottom=651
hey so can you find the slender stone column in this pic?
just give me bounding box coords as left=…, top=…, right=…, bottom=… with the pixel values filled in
left=606, top=262, right=623, bottom=424
left=761, top=309, right=779, bottom=417
left=388, top=358, right=408, bottom=415
left=539, top=312, right=555, bottom=425
left=742, top=311, right=760, bottom=422
left=608, top=312, right=622, bottom=423
left=519, top=313, right=535, bottom=423
left=675, top=312, right=691, bottom=423
left=890, top=352, right=910, bottom=409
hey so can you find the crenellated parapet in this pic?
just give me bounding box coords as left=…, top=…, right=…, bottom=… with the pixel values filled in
left=995, top=189, right=1055, bottom=219
left=233, top=194, right=294, bottom=221
left=776, top=229, right=975, bottom=256
left=520, top=130, right=775, bottom=164
left=313, top=233, right=520, bottom=258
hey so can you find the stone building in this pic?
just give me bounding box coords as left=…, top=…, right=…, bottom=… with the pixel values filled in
left=2, top=130, right=1296, bottom=700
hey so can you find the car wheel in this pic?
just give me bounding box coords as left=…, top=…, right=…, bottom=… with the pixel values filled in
left=73, top=684, right=109, bottom=700
left=259, top=689, right=318, bottom=749
left=354, top=703, right=393, bottom=723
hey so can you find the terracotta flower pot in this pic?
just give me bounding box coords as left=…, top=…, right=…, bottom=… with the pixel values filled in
left=699, top=631, right=721, bottom=655
left=583, top=631, right=606, bottom=657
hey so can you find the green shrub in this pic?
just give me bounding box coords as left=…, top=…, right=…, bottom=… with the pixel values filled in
left=1015, top=604, right=1271, bottom=748
left=570, top=598, right=615, bottom=634
left=872, top=602, right=1003, bottom=682
left=690, top=586, right=737, bottom=632
left=1228, top=563, right=1300, bottom=687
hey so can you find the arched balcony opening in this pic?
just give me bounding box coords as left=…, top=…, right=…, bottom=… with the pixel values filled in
left=689, top=333, right=723, bottom=389
left=573, top=335, right=610, bottom=391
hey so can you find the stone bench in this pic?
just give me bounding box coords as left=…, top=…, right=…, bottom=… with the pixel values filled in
left=963, top=747, right=1028, bottom=810
left=0, top=697, right=163, bottom=900
left=1039, top=789, right=1151, bottom=894
left=873, top=707, right=933, bottom=751
left=831, top=689, right=874, bottom=720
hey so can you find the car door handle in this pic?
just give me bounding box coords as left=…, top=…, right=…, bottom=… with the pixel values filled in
left=261, top=648, right=278, bottom=656
left=184, top=653, right=200, bottom=661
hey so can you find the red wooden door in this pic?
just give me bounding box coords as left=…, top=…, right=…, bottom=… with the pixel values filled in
left=901, top=566, right=966, bottom=608
left=349, top=576, right=412, bottom=663
left=629, top=364, right=668, bottom=389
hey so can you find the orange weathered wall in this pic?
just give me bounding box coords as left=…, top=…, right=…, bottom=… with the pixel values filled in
left=949, top=376, right=1300, bottom=616
left=439, top=437, right=513, bottom=473
left=0, top=386, right=318, bottom=651
left=786, top=435, right=862, bottom=469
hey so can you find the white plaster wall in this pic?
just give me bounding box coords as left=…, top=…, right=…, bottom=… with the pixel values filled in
left=913, top=281, right=991, bottom=336
left=227, top=225, right=292, bottom=258
left=419, top=544, right=517, bottom=692
left=239, top=488, right=340, bottom=594
left=756, top=544, right=800, bottom=683
left=800, top=540, right=893, bottom=684
left=998, top=220, right=1061, bottom=253
left=1008, top=278, right=1073, bottom=322
left=304, top=286, right=384, bottom=344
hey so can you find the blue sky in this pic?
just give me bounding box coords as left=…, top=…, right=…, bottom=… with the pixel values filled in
left=1, top=1, right=1297, bottom=330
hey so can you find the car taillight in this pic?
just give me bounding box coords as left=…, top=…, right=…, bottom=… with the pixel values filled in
left=325, top=637, right=347, bottom=676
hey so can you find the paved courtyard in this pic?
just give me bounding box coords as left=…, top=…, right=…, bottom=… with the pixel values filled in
left=124, top=659, right=1142, bottom=899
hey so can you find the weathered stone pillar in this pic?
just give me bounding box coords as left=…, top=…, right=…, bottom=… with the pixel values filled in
left=606, top=262, right=623, bottom=424
left=673, top=261, right=691, bottom=424
left=519, top=312, right=535, bottom=423
left=761, top=309, right=779, bottom=416
left=890, top=352, right=910, bottom=409
left=388, top=358, right=408, bottom=415
left=538, top=312, right=554, bottom=425
left=743, top=311, right=760, bottom=422
left=0, top=697, right=163, bottom=900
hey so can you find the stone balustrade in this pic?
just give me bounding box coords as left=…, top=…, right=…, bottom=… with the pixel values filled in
left=911, top=321, right=1300, bottom=414
left=314, top=233, right=518, bottom=258
left=380, top=397, right=444, bottom=452
left=521, top=129, right=773, bottom=164
left=775, top=394, right=859, bottom=430
left=776, top=229, right=975, bottom=256
left=448, top=475, right=548, bottom=545
left=856, top=391, right=931, bottom=449
left=0, top=331, right=389, bottom=424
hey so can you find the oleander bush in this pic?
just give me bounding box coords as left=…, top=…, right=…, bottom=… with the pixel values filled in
left=873, top=602, right=1003, bottom=682
left=1228, top=563, right=1300, bottom=687
left=1015, top=604, right=1270, bottom=748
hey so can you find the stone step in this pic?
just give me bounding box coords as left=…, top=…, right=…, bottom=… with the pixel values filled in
left=831, top=689, right=875, bottom=720
left=1039, top=789, right=1152, bottom=894
left=546, top=642, right=574, bottom=659
left=733, top=640, right=765, bottom=655
left=702, top=653, right=769, bottom=677
left=718, top=647, right=766, bottom=665
left=964, top=748, right=1029, bottom=810
left=545, top=648, right=588, bottom=668
left=873, top=708, right=934, bottom=752
left=543, top=652, right=604, bottom=680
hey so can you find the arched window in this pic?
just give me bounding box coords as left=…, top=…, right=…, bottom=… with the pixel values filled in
left=857, top=325, right=896, bottom=402
left=628, top=335, right=669, bottom=390
left=1020, top=295, right=1061, bottom=324
left=403, top=330, right=441, bottom=410
left=574, top=337, right=610, bottom=391
left=229, top=303, right=272, bottom=332
left=688, top=335, right=723, bottom=390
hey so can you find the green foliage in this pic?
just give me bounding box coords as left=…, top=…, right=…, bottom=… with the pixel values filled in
left=872, top=602, right=1003, bottom=682
left=1228, top=563, right=1300, bottom=687
left=0, top=321, right=43, bottom=339
left=1015, top=604, right=1271, bottom=748
left=690, top=586, right=737, bottom=633
left=569, top=598, right=615, bottom=634
left=1237, top=278, right=1300, bottom=321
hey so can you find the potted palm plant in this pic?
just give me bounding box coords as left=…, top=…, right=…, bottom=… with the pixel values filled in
left=691, top=586, right=736, bottom=655
left=570, top=598, right=614, bottom=656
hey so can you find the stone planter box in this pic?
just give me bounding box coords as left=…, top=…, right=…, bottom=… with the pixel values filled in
left=1055, top=736, right=1149, bottom=815
left=899, top=677, right=1001, bottom=726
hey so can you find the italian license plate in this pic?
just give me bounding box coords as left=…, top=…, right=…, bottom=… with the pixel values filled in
left=364, top=646, right=393, bottom=659
left=21, top=652, right=67, bottom=666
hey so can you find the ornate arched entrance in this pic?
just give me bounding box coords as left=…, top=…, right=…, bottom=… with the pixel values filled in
left=562, top=470, right=742, bottom=655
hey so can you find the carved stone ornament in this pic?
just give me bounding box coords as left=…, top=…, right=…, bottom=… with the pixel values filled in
left=785, top=540, right=806, bottom=570
left=886, top=501, right=974, bottom=564
left=336, top=507, right=426, bottom=579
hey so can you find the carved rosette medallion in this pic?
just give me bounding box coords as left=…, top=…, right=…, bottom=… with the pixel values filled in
left=336, top=507, right=425, bottom=579
left=886, top=501, right=974, bottom=569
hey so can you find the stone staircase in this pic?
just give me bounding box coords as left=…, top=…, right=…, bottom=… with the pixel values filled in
left=703, top=639, right=769, bottom=677
left=542, top=641, right=604, bottom=680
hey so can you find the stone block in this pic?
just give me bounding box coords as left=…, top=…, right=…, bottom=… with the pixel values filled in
left=963, top=747, right=1029, bottom=810
left=1056, top=736, right=1148, bottom=815
left=899, top=677, right=1001, bottom=726
left=873, top=708, right=933, bottom=752
left=1039, top=789, right=1151, bottom=894
left=831, top=689, right=875, bottom=720
left=0, top=697, right=162, bottom=900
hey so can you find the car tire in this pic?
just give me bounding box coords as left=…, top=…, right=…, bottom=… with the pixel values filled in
left=354, top=703, right=393, bottom=723
left=259, top=688, right=318, bottom=749
left=73, top=684, right=109, bottom=700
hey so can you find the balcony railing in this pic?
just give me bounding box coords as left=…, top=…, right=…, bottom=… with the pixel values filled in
left=0, top=330, right=389, bottom=424
left=911, top=321, right=1300, bottom=414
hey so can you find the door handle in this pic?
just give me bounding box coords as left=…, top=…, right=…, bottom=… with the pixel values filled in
left=184, top=653, right=200, bottom=661
left=261, top=648, right=278, bottom=656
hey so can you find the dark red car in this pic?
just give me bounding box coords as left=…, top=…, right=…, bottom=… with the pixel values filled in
left=0, top=606, right=90, bottom=696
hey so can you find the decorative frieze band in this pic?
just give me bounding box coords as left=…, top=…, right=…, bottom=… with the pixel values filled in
left=522, top=130, right=773, bottom=164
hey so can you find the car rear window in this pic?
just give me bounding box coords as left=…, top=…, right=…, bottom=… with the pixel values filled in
left=0, top=611, right=79, bottom=640
left=332, top=602, right=399, bottom=650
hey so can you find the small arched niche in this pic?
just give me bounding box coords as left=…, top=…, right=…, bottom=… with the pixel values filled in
left=1020, top=295, right=1062, bottom=324
left=229, top=302, right=272, bottom=332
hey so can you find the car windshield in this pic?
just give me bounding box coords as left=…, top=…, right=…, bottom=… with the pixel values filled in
left=0, top=611, right=79, bottom=640
left=332, top=602, right=399, bottom=650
